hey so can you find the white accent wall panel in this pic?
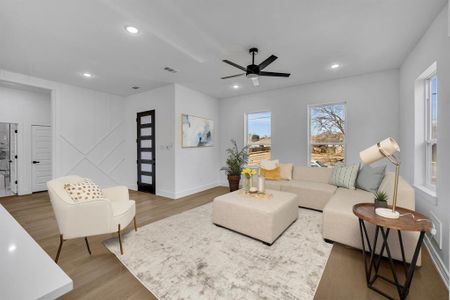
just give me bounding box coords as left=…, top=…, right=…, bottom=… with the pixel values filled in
left=0, top=69, right=127, bottom=189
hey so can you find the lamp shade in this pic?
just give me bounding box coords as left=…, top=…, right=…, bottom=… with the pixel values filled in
left=360, top=137, right=400, bottom=165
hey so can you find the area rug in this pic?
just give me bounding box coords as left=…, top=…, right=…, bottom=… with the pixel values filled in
left=104, top=203, right=332, bottom=300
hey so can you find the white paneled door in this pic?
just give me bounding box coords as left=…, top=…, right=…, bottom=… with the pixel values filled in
left=32, top=125, right=52, bottom=192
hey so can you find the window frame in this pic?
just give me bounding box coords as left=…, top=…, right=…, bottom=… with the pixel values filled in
left=424, top=74, right=437, bottom=190
left=244, top=110, right=272, bottom=166
left=307, top=102, right=347, bottom=167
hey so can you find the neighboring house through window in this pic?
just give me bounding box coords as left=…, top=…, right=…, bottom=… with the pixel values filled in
left=245, top=112, right=272, bottom=166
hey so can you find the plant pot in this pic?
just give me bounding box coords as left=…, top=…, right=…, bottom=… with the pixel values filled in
left=374, top=201, right=388, bottom=209
left=227, top=175, right=241, bottom=192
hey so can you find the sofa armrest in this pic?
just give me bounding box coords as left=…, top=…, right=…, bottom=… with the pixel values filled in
left=58, top=200, right=113, bottom=239
left=103, top=186, right=130, bottom=202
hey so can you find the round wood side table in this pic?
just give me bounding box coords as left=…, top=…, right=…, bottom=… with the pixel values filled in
left=353, top=203, right=432, bottom=300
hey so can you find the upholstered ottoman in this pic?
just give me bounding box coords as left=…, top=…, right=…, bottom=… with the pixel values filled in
left=212, top=189, right=298, bottom=245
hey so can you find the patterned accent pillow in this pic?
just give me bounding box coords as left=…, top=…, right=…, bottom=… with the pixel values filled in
left=64, top=178, right=104, bottom=202
left=329, top=163, right=360, bottom=190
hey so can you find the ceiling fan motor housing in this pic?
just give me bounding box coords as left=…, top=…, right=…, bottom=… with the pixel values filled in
left=246, top=64, right=260, bottom=78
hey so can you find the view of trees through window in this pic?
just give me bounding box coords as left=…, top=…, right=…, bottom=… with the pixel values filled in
left=246, top=112, right=271, bottom=166
left=309, top=103, right=345, bottom=167
left=427, top=75, right=437, bottom=186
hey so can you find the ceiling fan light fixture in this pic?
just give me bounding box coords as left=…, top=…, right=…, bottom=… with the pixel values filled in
left=246, top=73, right=258, bottom=79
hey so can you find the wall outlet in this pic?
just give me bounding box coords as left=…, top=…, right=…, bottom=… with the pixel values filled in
left=428, top=211, right=442, bottom=249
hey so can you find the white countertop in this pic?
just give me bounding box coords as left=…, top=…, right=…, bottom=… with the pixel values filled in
left=0, top=204, right=73, bottom=300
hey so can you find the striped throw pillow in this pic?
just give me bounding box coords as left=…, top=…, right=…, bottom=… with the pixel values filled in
left=329, top=164, right=360, bottom=190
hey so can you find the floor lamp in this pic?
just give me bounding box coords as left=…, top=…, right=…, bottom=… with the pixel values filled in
left=360, top=137, right=401, bottom=219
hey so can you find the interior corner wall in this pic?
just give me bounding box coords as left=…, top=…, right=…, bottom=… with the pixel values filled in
left=0, top=86, right=51, bottom=195
left=124, top=85, right=176, bottom=198
left=0, top=69, right=128, bottom=190
left=219, top=69, right=400, bottom=184
left=174, top=84, right=220, bottom=198
left=399, top=4, right=450, bottom=283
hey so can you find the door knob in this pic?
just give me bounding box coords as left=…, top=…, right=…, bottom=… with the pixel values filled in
left=32, top=161, right=40, bottom=164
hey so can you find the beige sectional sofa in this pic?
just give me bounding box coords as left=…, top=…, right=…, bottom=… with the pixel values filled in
left=264, top=166, right=421, bottom=265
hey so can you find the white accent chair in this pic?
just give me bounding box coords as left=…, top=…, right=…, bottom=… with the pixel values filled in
left=47, top=176, right=137, bottom=262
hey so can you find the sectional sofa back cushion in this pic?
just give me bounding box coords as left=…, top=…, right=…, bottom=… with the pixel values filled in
left=356, top=165, right=386, bottom=193
left=293, top=166, right=333, bottom=183
left=279, top=163, right=293, bottom=180
left=378, top=172, right=415, bottom=210
left=329, top=164, right=359, bottom=190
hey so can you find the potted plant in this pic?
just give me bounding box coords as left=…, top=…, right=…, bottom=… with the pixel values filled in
left=221, top=140, right=248, bottom=192
left=374, top=191, right=388, bottom=209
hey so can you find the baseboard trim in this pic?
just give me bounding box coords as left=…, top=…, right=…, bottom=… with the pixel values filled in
left=174, top=182, right=220, bottom=199
left=157, top=189, right=176, bottom=199
left=424, top=235, right=449, bottom=289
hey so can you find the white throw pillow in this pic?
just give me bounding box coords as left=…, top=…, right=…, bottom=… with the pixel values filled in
left=279, top=163, right=293, bottom=180
left=64, top=178, right=104, bottom=202
left=260, top=159, right=279, bottom=171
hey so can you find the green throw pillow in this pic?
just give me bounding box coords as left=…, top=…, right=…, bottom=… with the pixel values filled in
left=329, top=163, right=360, bottom=190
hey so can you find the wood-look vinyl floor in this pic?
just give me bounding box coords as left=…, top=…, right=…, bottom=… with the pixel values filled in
left=1, top=188, right=447, bottom=300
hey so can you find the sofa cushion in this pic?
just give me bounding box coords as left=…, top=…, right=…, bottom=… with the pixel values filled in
left=265, top=179, right=291, bottom=191
left=356, top=165, right=386, bottom=193
left=329, top=164, right=359, bottom=189
left=282, top=180, right=337, bottom=211
left=292, top=166, right=333, bottom=183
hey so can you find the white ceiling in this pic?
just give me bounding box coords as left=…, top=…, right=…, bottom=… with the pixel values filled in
left=0, top=0, right=446, bottom=98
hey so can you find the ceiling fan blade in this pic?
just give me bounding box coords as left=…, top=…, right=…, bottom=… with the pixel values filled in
left=259, top=71, right=290, bottom=77
left=258, top=55, right=278, bottom=70
left=221, top=73, right=245, bottom=79
left=251, top=77, right=260, bottom=86
left=223, top=60, right=247, bottom=71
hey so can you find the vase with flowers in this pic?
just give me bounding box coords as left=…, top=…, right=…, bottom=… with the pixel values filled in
left=241, top=168, right=257, bottom=192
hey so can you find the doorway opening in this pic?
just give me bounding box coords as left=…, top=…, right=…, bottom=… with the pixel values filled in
left=0, top=123, right=18, bottom=197
left=136, top=110, right=155, bottom=193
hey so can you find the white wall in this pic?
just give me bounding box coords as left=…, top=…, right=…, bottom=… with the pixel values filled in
left=0, top=85, right=51, bottom=194
left=0, top=69, right=127, bottom=190
left=219, top=69, right=400, bottom=183
left=174, top=84, right=220, bottom=198
left=399, top=5, right=450, bottom=284
left=124, top=85, right=176, bottom=198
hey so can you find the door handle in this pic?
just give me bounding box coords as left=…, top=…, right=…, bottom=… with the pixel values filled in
left=32, top=161, right=40, bottom=164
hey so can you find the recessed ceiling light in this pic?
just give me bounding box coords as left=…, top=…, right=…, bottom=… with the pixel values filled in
left=125, top=25, right=139, bottom=34
left=82, top=72, right=93, bottom=78
left=330, top=63, right=341, bottom=69
left=232, top=84, right=240, bottom=89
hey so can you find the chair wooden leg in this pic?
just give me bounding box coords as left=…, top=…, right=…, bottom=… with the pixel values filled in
left=133, top=217, right=137, bottom=232
left=118, top=224, right=123, bottom=255
left=84, top=237, right=92, bottom=255
left=55, top=234, right=64, bottom=263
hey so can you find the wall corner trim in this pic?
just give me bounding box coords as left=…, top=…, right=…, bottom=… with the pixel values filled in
left=424, top=235, right=449, bottom=289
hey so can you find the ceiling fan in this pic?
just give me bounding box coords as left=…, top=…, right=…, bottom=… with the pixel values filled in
left=221, top=48, right=290, bottom=86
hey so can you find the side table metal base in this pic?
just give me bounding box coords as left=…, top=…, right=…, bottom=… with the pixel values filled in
left=358, top=219, right=425, bottom=300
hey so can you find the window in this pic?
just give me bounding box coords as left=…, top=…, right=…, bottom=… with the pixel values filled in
left=246, top=112, right=271, bottom=166
left=308, top=103, right=345, bottom=167
left=425, top=75, right=437, bottom=187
